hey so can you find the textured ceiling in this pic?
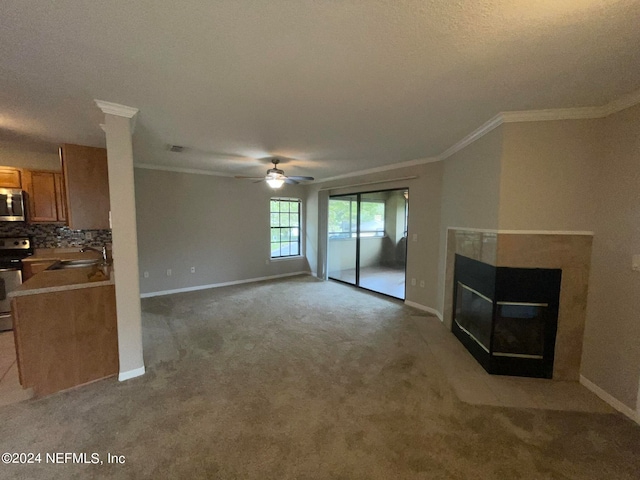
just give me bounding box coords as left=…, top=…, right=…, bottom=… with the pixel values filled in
left=1, top=0, right=639, bottom=180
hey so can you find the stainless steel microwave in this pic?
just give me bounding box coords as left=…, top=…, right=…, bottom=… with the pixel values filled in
left=0, top=188, right=25, bottom=221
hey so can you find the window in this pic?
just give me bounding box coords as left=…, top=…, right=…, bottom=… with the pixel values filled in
left=328, top=197, right=385, bottom=238
left=270, top=198, right=301, bottom=258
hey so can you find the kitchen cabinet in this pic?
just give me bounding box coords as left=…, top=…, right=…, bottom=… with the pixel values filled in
left=22, top=170, right=67, bottom=223
left=54, top=172, right=67, bottom=222
left=60, top=144, right=110, bottom=230
left=11, top=280, right=118, bottom=397
left=0, top=167, right=22, bottom=188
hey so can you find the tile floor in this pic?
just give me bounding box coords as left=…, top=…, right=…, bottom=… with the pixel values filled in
left=329, top=266, right=406, bottom=299
left=410, top=314, right=615, bottom=413
left=0, top=330, right=33, bottom=407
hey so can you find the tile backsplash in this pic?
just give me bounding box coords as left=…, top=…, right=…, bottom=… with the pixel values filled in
left=0, top=223, right=111, bottom=249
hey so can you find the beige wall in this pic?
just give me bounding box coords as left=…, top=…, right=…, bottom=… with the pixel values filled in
left=498, top=120, right=601, bottom=230
left=437, top=127, right=503, bottom=313
left=306, top=161, right=443, bottom=310
left=480, top=110, right=639, bottom=410
left=0, top=140, right=61, bottom=171
left=135, top=168, right=310, bottom=295
left=581, top=103, right=640, bottom=410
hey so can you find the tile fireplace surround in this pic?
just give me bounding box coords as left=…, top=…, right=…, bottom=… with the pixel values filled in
left=444, top=228, right=593, bottom=381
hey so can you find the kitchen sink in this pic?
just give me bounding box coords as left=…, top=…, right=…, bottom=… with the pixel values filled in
left=47, top=259, right=101, bottom=270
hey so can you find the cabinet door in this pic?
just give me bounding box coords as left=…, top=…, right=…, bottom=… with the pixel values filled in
left=54, top=172, right=67, bottom=222
left=26, top=171, right=58, bottom=222
left=0, top=167, right=22, bottom=188
left=61, top=144, right=110, bottom=230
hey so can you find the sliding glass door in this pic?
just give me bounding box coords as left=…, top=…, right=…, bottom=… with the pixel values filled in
left=327, top=194, right=358, bottom=285
left=328, top=189, right=408, bottom=299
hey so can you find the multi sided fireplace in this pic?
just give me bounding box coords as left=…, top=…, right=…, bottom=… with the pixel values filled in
left=452, top=254, right=562, bottom=378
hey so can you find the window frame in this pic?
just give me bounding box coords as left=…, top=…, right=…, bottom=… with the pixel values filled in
left=270, top=197, right=302, bottom=259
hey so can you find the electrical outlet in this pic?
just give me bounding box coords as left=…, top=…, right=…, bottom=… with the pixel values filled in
left=190, top=267, right=196, bottom=273
left=143, top=271, right=149, bottom=279
left=166, top=269, right=172, bottom=276
left=412, top=233, right=418, bottom=242
left=265, top=259, right=269, bottom=265
left=411, top=278, right=416, bottom=286
left=633, top=254, right=640, bottom=272
left=84, top=231, right=93, bottom=240
left=420, top=280, right=425, bottom=288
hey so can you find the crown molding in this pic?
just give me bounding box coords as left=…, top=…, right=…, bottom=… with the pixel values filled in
left=599, top=88, right=640, bottom=117
left=130, top=89, right=640, bottom=180
left=500, top=107, right=604, bottom=123
left=437, top=88, right=640, bottom=161
left=94, top=100, right=139, bottom=118
left=134, top=163, right=234, bottom=177
left=435, top=114, right=504, bottom=161
left=314, top=156, right=438, bottom=184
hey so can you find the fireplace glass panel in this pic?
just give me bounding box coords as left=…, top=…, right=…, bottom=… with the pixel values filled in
left=454, top=282, right=493, bottom=352
left=493, top=304, right=546, bottom=358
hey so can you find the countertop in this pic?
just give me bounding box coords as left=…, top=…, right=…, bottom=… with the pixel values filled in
left=22, top=248, right=106, bottom=263
left=11, top=249, right=114, bottom=297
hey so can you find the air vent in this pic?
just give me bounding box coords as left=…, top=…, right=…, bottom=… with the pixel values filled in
left=169, top=145, right=184, bottom=153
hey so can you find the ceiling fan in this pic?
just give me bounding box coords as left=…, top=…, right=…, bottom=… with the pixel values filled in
left=234, top=159, right=314, bottom=189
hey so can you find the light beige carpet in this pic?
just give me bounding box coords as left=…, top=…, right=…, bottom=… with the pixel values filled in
left=0, top=275, right=638, bottom=479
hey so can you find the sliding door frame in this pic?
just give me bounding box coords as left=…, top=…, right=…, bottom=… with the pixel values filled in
left=327, top=187, right=409, bottom=300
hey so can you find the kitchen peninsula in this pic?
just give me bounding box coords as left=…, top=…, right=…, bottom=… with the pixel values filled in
left=9, top=257, right=117, bottom=397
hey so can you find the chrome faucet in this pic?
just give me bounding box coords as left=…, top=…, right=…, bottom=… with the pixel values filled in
left=80, top=245, right=108, bottom=263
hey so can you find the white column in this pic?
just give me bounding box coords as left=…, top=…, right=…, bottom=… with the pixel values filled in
left=95, top=100, right=145, bottom=381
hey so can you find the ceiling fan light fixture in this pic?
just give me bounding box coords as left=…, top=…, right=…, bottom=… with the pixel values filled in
left=266, top=174, right=285, bottom=189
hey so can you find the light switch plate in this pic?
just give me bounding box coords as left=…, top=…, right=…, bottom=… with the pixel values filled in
left=632, top=254, right=640, bottom=272
left=412, top=233, right=418, bottom=242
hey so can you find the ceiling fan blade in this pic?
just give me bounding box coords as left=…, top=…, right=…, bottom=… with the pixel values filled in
left=284, top=178, right=299, bottom=185
left=252, top=179, right=264, bottom=184
left=234, top=175, right=264, bottom=179
left=286, top=175, right=314, bottom=181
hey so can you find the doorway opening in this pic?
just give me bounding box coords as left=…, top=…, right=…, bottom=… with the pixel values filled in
left=328, top=188, right=408, bottom=299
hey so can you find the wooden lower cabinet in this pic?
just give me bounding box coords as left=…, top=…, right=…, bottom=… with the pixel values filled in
left=11, top=285, right=118, bottom=397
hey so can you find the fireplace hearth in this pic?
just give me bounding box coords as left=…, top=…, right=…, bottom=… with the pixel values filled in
left=452, top=254, right=562, bottom=378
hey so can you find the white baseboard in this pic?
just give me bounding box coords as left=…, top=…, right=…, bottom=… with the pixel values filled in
left=580, top=375, right=640, bottom=425
left=119, top=366, right=146, bottom=382
left=140, top=271, right=310, bottom=298
left=404, top=300, right=443, bottom=321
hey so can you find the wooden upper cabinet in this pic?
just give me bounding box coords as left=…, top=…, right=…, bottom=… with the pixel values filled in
left=22, top=170, right=67, bottom=223
left=24, top=170, right=64, bottom=223
left=54, top=172, right=67, bottom=223
left=0, top=167, right=22, bottom=188
left=60, top=144, right=110, bottom=230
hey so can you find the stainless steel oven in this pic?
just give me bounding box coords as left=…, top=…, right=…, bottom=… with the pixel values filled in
left=0, top=237, right=33, bottom=331
left=0, top=188, right=26, bottom=222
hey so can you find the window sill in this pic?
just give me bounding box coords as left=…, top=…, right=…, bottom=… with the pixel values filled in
left=270, top=255, right=303, bottom=263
